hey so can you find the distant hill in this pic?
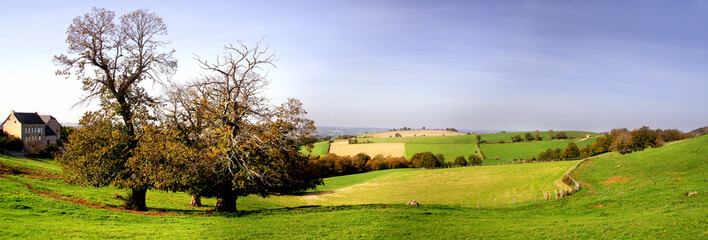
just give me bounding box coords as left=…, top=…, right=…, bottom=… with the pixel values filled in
left=314, top=126, right=390, bottom=137
left=315, top=126, right=501, bottom=137
left=690, top=126, right=708, bottom=136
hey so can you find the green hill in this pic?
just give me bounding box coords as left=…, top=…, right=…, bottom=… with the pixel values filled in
left=1, top=134, right=704, bottom=238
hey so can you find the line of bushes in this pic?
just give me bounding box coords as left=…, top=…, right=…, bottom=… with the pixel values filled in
left=308, top=151, right=485, bottom=178
left=536, top=127, right=692, bottom=161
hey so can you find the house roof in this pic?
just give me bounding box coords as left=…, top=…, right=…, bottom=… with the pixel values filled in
left=39, top=115, right=57, bottom=124
left=45, top=126, right=57, bottom=136
left=13, top=112, right=46, bottom=124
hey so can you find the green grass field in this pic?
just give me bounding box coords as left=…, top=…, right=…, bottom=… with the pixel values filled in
left=0, top=134, right=705, bottom=239
left=480, top=138, right=599, bottom=160
left=477, top=131, right=600, bottom=143
left=287, top=161, right=575, bottom=207
left=299, top=141, right=330, bottom=156
left=405, top=143, right=482, bottom=162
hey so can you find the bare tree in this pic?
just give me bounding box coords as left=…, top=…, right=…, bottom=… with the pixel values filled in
left=182, top=40, right=319, bottom=212
left=54, top=8, right=177, bottom=211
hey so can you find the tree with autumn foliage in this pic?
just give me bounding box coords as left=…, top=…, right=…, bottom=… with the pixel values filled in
left=54, top=8, right=177, bottom=211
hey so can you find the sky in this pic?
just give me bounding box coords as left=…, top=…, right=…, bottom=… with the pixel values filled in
left=1, top=0, right=707, bottom=132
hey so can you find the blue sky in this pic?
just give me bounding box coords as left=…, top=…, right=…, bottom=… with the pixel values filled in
left=1, top=0, right=706, bottom=132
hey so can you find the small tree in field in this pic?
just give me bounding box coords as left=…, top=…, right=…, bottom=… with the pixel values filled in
left=562, top=142, right=580, bottom=159
left=410, top=152, right=441, bottom=168
left=468, top=154, right=483, bottom=166
left=453, top=156, right=467, bottom=166
left=524, top=132, right=534, bottom=141
left=476, top=135, right=482, bottom=144
left=555, top=132, right=568, bottom=139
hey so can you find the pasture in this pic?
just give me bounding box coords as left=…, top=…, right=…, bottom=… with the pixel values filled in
left=405, top=143, right=481, bottom=161
left=291, top=161, right=577, bottom=206
left=0, top=134, right=706, bottom=238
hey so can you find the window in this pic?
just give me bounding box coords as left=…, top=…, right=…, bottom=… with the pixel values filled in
left=39, top=136, right=42, bottom=141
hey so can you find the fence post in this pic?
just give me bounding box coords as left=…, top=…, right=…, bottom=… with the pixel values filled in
left=534, top=192, right=537, bottom=201
left=477, top=201, right=479, bottom=208
left=495, top=198, right=497, bottom=206
left=555, top=190, right=558, bottom=199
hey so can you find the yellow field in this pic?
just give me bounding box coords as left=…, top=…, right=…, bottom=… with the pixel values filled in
left=370, top=130, right=464, bottom=138
left=329, top=141, right=406, bottom=157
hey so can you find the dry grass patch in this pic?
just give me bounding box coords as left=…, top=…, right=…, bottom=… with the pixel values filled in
left=601, top=175, right=631, bottom=185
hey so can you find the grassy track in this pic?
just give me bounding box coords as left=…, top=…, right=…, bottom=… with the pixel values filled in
left=480, top=138, right=599, bottom=160
left=299, top=141, right=330, bottom=156
left=405, top=143, right=481, bottom=161
left=0, top=134, right=705, bottom=239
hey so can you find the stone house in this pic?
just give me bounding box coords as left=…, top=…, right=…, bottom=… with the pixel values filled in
left=1, top=111, right=61, bottom=149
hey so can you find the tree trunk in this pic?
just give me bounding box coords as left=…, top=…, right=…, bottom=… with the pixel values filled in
left=125, top=187, right=148, bottom=211
left=190, top=195, right=202, bottom=207
left=214, top=182, right=237, bottom=212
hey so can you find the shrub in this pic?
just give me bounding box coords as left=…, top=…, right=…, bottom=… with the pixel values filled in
left=453, top=156, right=467, bottom=166
left=0, top=134, right=24, bottom=151
left=411, top=152, right=442, bottom=168
left=468, top=155, right=482, bottom=166
left=555, top=132, right=568, bottom=139
left=562, top=142, right=580, bottom=159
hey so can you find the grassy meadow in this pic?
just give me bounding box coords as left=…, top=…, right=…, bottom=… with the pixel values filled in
left=404, top=143, right=481, bottom=161
left=0, top=134, right=706, bottom=238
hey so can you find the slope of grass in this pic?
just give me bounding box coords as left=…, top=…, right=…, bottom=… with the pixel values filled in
left=0, top=134, right=706, bottom=239
left=0, top=155, right=62, bottom=174
left=290, top=161, right=576, bottom=206
left=480, top=138, right=599, bottom=160
left=405, top=143, right=481, bottom=161
left=311, top=168, right=416, bottom=192
left=478, top=131, right=599, bottom=143
left=299, top=141, right=330, bottom=156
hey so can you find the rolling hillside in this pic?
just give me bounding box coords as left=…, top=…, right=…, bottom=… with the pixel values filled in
left=0, top=134, right=705, bottom=238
